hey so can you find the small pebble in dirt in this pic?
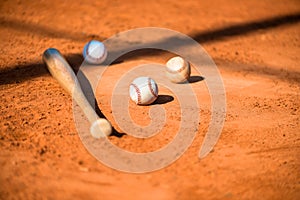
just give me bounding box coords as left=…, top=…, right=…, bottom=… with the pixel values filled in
left=79, top=167, right=89, bottom=172
left=39, top=146, right=47, bottom=155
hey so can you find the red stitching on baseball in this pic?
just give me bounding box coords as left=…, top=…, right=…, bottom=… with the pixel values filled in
left=130, top=83, right=141, bottom=104
left=148, top=78, right=158, bottom=98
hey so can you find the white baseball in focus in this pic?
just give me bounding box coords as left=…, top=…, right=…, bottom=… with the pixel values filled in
left=166, top=56, right=191, bottom=83
left=90, top=119, right=112, bottom=138
left=129, top=77, right=158, bottom=105
left=83, top=40, right=107, bottom=64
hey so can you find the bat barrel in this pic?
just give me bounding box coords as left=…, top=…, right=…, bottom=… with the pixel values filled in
left=43, top=48, right=77, bottom=93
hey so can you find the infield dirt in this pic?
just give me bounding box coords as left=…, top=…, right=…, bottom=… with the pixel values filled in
left=0, top=0, right=299, bottom=199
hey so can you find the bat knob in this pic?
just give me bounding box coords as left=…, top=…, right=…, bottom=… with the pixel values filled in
left=90, top=119, right=112, bottom=138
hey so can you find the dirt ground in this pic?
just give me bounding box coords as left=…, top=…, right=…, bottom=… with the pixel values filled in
left=0, top=0, right=299, bottom=199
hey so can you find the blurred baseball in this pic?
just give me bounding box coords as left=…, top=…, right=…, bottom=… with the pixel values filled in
left=83, top=40, right=107, bottom=64
left=129, top=77, right=158, bottom=105
left=166, top=56, right=191, bottom=83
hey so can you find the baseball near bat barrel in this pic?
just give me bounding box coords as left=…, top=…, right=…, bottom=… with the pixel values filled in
left=42, top=48, right=112, bottom=137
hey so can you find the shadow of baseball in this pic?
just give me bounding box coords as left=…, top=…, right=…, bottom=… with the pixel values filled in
left=188, top=76, right=205, bottom=83
left=152, top=95, right=174, bottom=105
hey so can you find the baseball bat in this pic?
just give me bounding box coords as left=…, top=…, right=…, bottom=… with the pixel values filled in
left=42, top=48, right=112, bottom=138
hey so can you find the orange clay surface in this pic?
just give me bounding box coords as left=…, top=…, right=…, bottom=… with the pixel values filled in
left=0, top=0, right=299, bottom=199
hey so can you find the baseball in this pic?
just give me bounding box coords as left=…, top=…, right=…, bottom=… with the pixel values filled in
left=166, top=56, right=191, bottom=83
left=83, top=40, right=107, bottom=64
left=129, top=77, right=158, bottom=105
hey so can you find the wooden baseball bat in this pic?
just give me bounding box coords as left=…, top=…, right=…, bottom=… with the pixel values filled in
left=42, top=48, right=112, bottom=137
